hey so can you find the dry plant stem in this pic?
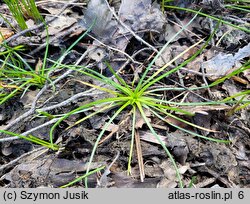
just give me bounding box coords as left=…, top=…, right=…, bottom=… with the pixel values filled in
left=171, top=13, right=195, bottom=43
left=2, top=0, right=79, bottom=46
left=37, top=1, right=88, bottom=6
left=167, top=18, right=201, bottom=40
left=87, top=34, right=136, bottom=63
left=0, top=147, right=46, bottom=173
left=36, top=51, right=92, bottom=108
left=135, top=130, right=145, bottom=182
left=175, top=66, right=185, bottom=87
left=104, top=0, right=159, bottom=54
left=201, top=63, right=212, bottom=96
left=115, top=47, right=154, bottom=74
left=29, top=24, right=82, bottom=56
left=0, top=118, right=60, bottom=142
left=222, top=16, right=248, bottom=25
left=180, top=67, right=214, bottom=76
left=190, top=162, right=206, bottom=168
left=167, top=78, right=212, bottom=102
left=41, top=90, right=102, bottom=112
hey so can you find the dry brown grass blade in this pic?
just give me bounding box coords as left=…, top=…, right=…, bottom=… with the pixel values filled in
left=135, top=130, right=145, bottom=182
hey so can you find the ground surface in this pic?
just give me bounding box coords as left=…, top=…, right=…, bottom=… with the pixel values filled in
left=0, top=0, right=250, bottom=188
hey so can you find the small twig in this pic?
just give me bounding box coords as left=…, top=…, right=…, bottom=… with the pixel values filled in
left=36, top=51, right=92, bottom=108
left=0, top=90, right=104, bottom=143
left=97, top=150, right=120, bottom=187
left=117, top=47, right=153, bottom=73
left=180, top=67, right=214, bottom=76
left=0, top=147, right=46, bottom=174
left=208, top=18, right=215, bottom=46
left=0, top=117, right=61, bottom=142
left=2, top=70, right=73, bottom=130
left=167, top=18, right=201, bottom=40
left=167, top=78, right=212, bottom=102
left=0, top=71, right=70, bottom=134
left=200, top=63, right=212, bottom=96
left=222, top=15, right=249, bottom=25
left=87, top=34, right=136, bottom=63
left=104, top=0, right=159, bottom=54
left=29, top=24, right=82, bottom=56
left=36, top=1, right=88, bottom=6
left=42, top=90, right=102, bottom=112
left=172, top=13, right=195, bottom=43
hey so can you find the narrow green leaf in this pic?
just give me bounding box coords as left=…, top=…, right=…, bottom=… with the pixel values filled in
left=164, top=5, right=250, bottom=33
left=50, top=97, right=130, bottom=148
left=148, top=106, right=230, bottom=144
left=136, top=102, right=184, bottom=188
left=84, top=101, right=131, bottom=187
left=60, top=166, right=105, bottom=188
left=0, top=130, right=59, bottom=150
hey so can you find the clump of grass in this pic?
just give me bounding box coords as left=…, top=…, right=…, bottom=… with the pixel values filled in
left=3, top=0, right=43, bottom=30
left=0, top=16, right=86, bottom=105
left=0, top=36, right=49, bottom=104
left=1, top=10, right=248, bottom=188
left=0, top=1, right=44, bottom=102
left=54, top=4, right=249, bottom=187
left=46, top=15, right=248, bottom=188
left=0, top=21, right=95, bottom=146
